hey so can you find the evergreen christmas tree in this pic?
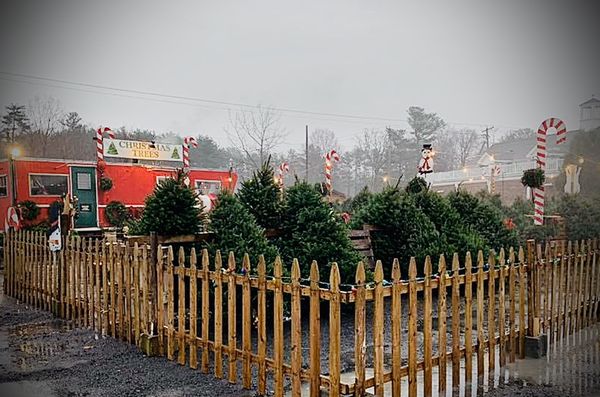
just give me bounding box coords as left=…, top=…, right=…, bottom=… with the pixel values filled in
left=279, top=182, right=360, bottom=283
left=107, top=142, right=118, bottom=155
left=209, top=191, right=279, bottom=271
left=139, top=171, right=204, bottom=236
left=171, top=147, right=180, bottom=159
left=237, top=160, right=282, bottom=230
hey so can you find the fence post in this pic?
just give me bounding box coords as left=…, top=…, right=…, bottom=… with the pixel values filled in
left=201, top=249, right=210, bottom=374
left=328, top=263, right=341, bottom=397
left=189, top=248, right=198, bottom=369
left=309, top=261, right=321, bottom=397
left=526, top=240, right=536, bottom=337
left=354, top=261, right=366, bottom=397
left=291, top=259, right=302, bottom=397
left=438, top=255, right=448, bottom=394
left=408, top=257, right=418, bottom=397
left=464, top=252, right=474, bottom=386
left=422, top=257, right=432, bottom=397
left=373, top=260, right=385, bottom=397
left=242, top=254, right=251, bottom=386
left=177, top=247, right=186, bottom=365
left=476, top=251, right=485, bottom=378
left=149, top=231, right=158, bottom=339
left=227, top=252, right=237, bottom=384
left=273, top=257, right=284, bottom=396
left=214, top=251, right=224, bottom=380
left=451, top=254, right=461, bottom=389
left=498, top=249, right=507, bottom=368
left=256, top=255, right=267, bottom=393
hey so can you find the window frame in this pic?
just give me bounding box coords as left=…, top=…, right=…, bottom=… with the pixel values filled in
left=28, top=173, right=69, bottom=197
left=194, top=179, right=221, bottom=195
left=0, top=174, right=7, bottom=197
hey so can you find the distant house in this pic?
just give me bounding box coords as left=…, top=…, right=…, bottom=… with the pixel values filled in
left=429, top=97, right=600, bottom=203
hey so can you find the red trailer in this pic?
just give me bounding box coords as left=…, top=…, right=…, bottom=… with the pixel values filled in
left=0, top=157, right=237, bottom=231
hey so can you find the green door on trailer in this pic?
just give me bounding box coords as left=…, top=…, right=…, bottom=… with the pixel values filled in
left=70, top=166, right=98, bottom=228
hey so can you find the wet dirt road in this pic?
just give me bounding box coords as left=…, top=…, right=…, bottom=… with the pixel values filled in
left=0, top=274, right=253, bottom=397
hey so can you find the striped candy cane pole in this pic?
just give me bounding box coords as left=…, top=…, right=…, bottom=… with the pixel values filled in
left=490, top=164, right=501, bottom=194
left=183, top=136, right=198, bottom=172
left=96, top=127, right=115, bottom=161
left=278, top=162, right=289, bottom=189
left=533, top=118, right=567, bottom=225
left=324, top=149, right=340, bottom=194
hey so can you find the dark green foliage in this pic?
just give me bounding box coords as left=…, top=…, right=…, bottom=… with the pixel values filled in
left=502, top=197, right=557, bottom=243
left=237, top=161, right=282, bottom=230
left=341, top=186, right=373, bottom=215
left=105, top=201, right=129, bottom=227
left=412, top=191, right=487, bottom=258
left=447, top=190, right=518, bottom=251
left=279, top=182, right=360, bottom=282
left=521, top=168, right=545, bottom=188
left=353, top=187, right=440, bottom=275
left=553, top=195, right=600, bottom=241
left=138, top=172, right=204, bottom=236
left=209, top=191, right=279, bottom=271
left=405, top=176, right=428, bottom=194
left=18, top=200, right=40, bottom=221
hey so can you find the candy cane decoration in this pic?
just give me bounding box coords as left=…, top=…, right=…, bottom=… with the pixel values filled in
left=490, top=164, right=501, bottom=194
left=183, top=136, right=198, bottom=171
left=324, top=149, right=340, bottom=194
left=533, top=118, right=567, bottom=225
left=278, top=162, right=289, bottom=189
left=96, top=127, right=115, bottom=161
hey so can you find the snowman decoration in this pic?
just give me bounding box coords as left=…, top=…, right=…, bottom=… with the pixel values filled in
left=417, top=144, right=434, bottom=175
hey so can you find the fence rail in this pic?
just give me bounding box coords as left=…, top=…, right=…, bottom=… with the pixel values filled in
left=3, top=231, right=600, bottom=396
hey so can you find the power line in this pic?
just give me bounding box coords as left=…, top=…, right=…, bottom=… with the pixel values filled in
left=0, top=71, right=528, bottom=130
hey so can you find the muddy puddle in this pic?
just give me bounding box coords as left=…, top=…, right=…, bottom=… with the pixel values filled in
left=8, top=319, right=73, bottom=370
left=287, top=324, right=600, bottom=396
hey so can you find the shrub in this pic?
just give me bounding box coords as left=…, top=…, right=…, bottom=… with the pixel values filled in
left=209, top=191, right=279, bottom=272
left=553, top=194, right=600, bottom=241
left=237, top=161, right=282, bottom=230
left=353, top=187, right=440, bottom=275
left=447, top=190, right=518, bottom=251
left=279, top=182, right=361, bottom=282
left=405, top=176, right=428, bottom=194
left=138, top=171, right=205, bottom=236
left=18, top=200, right=40, bottom=221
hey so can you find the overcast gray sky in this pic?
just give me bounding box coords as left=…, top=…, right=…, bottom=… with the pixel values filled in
left=1, top=0, right=599, bottom=150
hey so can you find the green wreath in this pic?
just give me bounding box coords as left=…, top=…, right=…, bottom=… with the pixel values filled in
left=18, top=200, right=41, bottom=221
left=99, top=177, right=113, bottom=191
left=521, top=168, right=545, bottom=189
left=105, top=201, right=129, bottom=227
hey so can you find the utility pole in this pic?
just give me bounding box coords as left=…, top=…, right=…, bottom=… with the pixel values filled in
left=305, top=125, right=309, bottom=181
left=481, top=126, right=494, bottom=149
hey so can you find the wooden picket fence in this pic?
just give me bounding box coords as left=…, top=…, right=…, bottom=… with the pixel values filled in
left=3, top=230, right=600, bottom=397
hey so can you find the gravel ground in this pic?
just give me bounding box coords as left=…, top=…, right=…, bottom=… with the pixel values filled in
left=0, top=275, right=253, bottom=397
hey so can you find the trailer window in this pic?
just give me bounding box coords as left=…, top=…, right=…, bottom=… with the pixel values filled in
left=0, top=175, right=7, bottom=197
left=195, top=180, right=221, bottom=195
left=29, top=174, right=68, bottom=196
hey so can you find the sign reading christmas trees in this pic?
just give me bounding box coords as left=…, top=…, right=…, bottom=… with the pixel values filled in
left=103, top=139, right=184, bottom=162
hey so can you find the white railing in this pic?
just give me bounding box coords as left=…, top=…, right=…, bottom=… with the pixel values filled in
left=428, top=158, right=563, bottom=184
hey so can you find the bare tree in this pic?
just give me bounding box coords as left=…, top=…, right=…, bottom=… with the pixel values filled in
left=27, top=96, right=64, bottom=156
left=226, top=105, right=286, bottom=170
left=452, top=129, right=479, bottom=167
left=310, top=128, right=340, bottom=154
left=351, top=129, right=389, bottom=190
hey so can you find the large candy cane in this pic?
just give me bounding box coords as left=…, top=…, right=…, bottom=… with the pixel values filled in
left=533, top=118, right=567, bottom=225
left=278, top=162, right=289, bottom=189
left=490, top=164, right=501, bottom=194
left=324, top=149, right=340, bottom=194
left=183, top=136, right=198, bottom=171
left=96, top=127, right=115, bottom=161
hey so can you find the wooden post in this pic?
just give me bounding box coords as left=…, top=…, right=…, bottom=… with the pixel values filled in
left=142, top=244, right=149, bottom=338
left=354, top=261, right=366, bottom=397
left=476, top=251, right=485, bottom=377
left=101, top=240, right=108, bottom=337
left=526, top=240, right=536, bottom=336
left=117, top=244, right=125, bottom=339
left=157, top=245, right=164, bottom=355
left=177, top=247, right=186, bottom=365
left=309, top=261, right=321, bottom=397
left=256, top=255, right=267, bottom=393
left=214, top=251, right=224, bottom=379
left=557, top=241, right=565, bottom=341
left=167, top=246, right=175, bottom=361
left=508, top=248, right=516, bottom=363
left=94, top=239, right=101, bottom=334
left=408, top=257, right=418, bottom=397
left=109, top=242, right=116, bottom=337
left=291, top=259, right=302, bottom=397
left=201, top=249, right=210, bottom=374
left=487, top=251, right=496, bottom=377
left=242, top=254, right=252, bottom=387
left=149, top=231, right=158, bottom=338
left=189, top=249, right=198, bottom=369
left=498, top=249, right=506, bottom=368
left=451, top=254, right=461, bottom=389
left=465, top=252, right=474, bottom=384
left=438, top=255, right=448, bottom=394
left=423, top=256, right=433, bottom=397
left=518, top=247, right=526, bottom=358
left=124, top=243, right=132, bottom=343
left=227, top=252, right=237, bottom=384
left=329, top=263, right=341, bottom=397
left=273, top=257, right=284, bottom=397
left=373, top=260, right=385, bottom=397
left=392, top=259, right=403, bottom=397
